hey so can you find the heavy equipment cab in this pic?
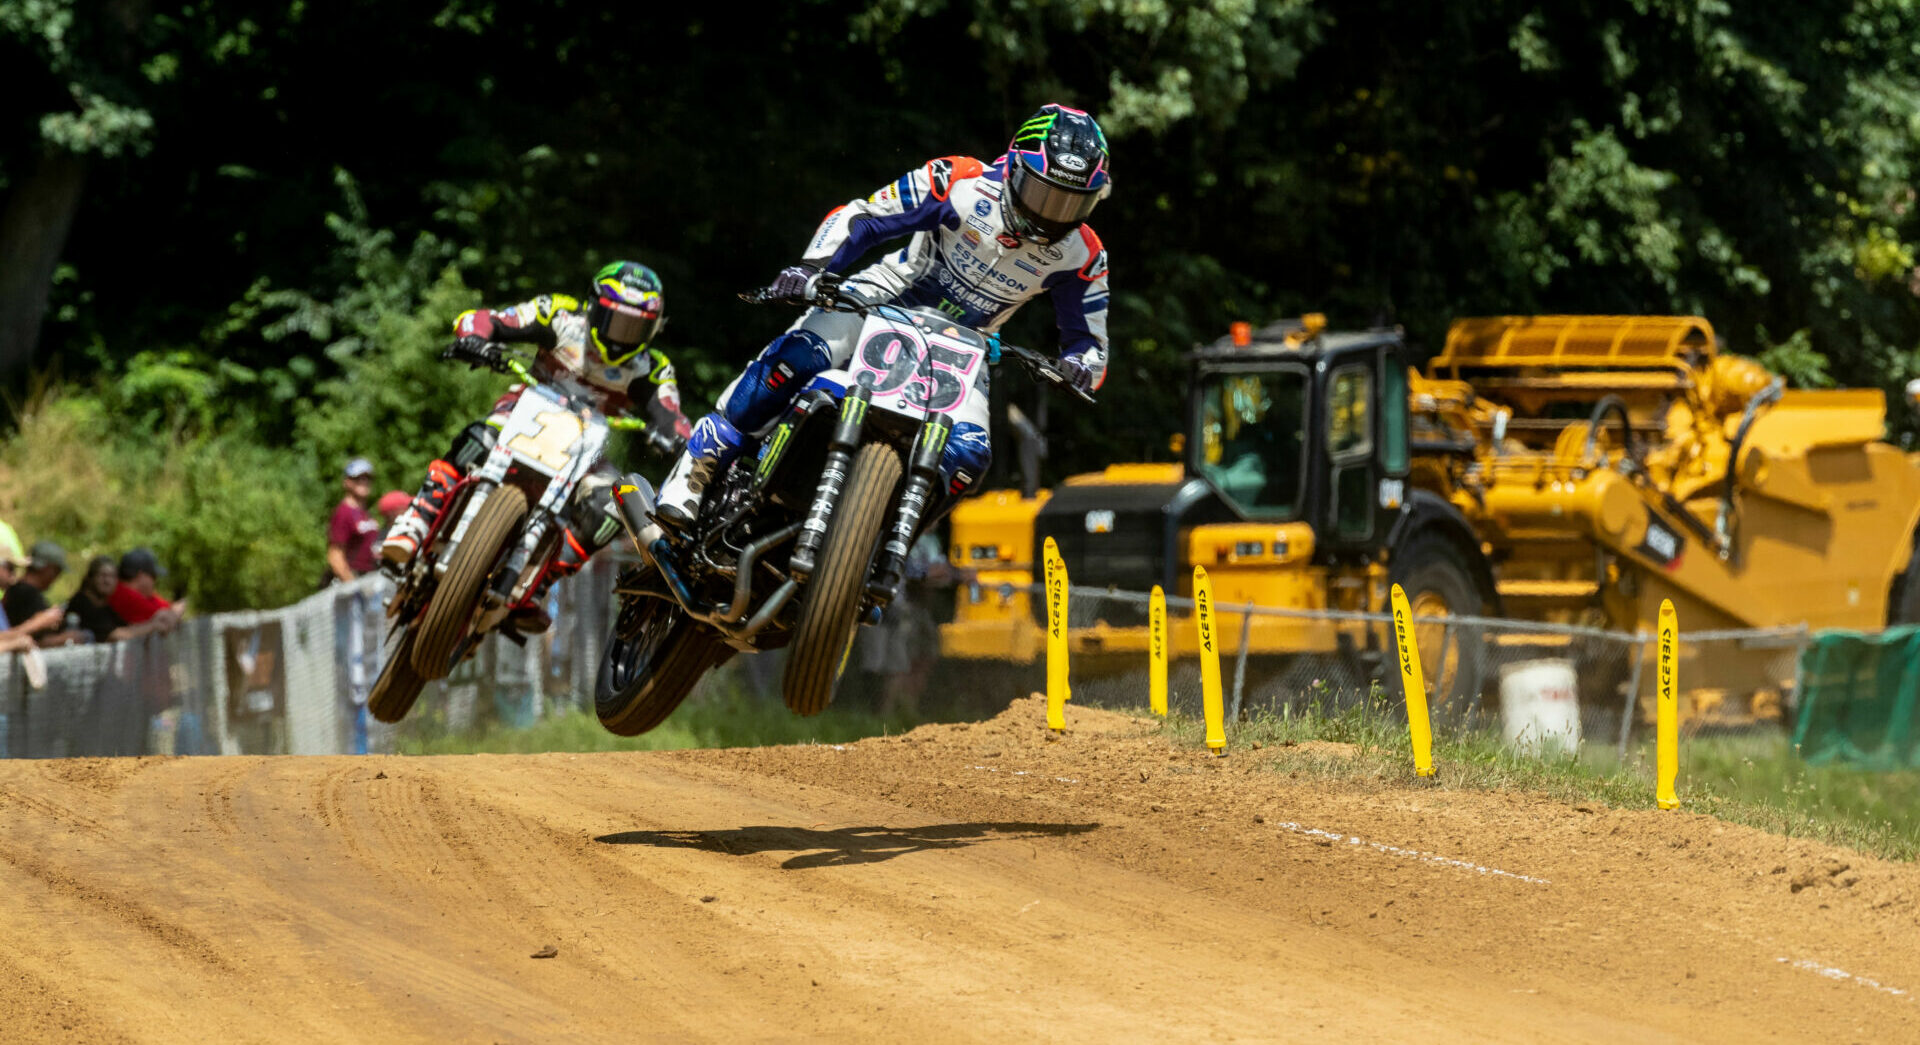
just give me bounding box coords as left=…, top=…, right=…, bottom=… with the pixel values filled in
left=1186, top=317, right=1410, bottom=556
left=951, top=315, right=1488, bottom=694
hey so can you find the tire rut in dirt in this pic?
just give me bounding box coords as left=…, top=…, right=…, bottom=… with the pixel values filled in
left=368, top=627, right=427, bottom=723
left=782, top=442, right=903, bottom=716
left=411, top=484, right=528, bottom=679
left=595, top=603, right=735, bottom=737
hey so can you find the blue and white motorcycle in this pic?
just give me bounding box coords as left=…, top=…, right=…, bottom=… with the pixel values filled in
left=595, top=282, right=1089, bottom=735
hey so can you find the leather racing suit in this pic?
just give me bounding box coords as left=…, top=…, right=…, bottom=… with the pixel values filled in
left=670, top=153, right=1110, bottom=512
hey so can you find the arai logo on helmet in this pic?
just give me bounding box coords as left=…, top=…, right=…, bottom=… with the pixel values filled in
left=1058, top=153, right=1088, bottom=173
left=974, top=198, right=992, bottom=217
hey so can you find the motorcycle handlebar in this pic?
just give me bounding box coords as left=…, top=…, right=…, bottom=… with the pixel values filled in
left=1000, top=342, right=1097, bottom=404
left=736, top=282, right=1094, bottom=404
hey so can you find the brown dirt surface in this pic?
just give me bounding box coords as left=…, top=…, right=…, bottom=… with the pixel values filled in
left=2, top=696, right=1917, bottom=1043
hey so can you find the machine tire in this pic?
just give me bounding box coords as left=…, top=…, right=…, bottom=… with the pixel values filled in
left=783, top=442, right=903, bottom=716
left=1389, top=529, right=1489, bottom=715
left=412, top=484, right=528, bottom=680
left=595, top=600, right=733, bottom=736
left=367, top=627, right=428, bottom=724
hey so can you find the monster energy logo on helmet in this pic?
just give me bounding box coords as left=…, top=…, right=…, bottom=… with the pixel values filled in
left=1004, top=103, right=1110, bottom=243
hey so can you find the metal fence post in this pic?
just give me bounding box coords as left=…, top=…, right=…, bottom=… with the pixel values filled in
left=1228, top=600, right=1254, bottom=724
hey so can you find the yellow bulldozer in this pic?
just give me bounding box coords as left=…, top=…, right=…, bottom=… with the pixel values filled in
left=940, top=314, right=1920, bottom=723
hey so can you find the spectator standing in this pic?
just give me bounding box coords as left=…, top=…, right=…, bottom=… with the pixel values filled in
left=327, top=458, right=380, bottom=585
left=2, top=541, right=85, bottom=647
left=0, top=535, right=60, bottom=653
left=109, top=548, right=185, bottom=627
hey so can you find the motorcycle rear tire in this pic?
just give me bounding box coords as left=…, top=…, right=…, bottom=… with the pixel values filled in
left=411, top=484, right=529, bottom=679
left=368, top=627, right=428, bottom=724
left=782, top=442, right=903, bottom=716
left=594, top=600, right=733, bottom=736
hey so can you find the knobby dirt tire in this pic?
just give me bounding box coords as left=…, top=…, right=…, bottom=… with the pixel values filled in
left=368, top=627, right=427, bottom=724
left=411, top=484, right=528, bottom=680
left=595, top=602, right=734, bottom=737
left=782, top=442, right=903, bottom=716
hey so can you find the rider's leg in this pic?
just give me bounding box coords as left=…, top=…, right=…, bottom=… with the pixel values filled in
left=509, top=469, right=624, bottom=633
left=655, top=316, right=857, bottom=524
left=924, top=421, right=994, bottom=527
left=380, top=420, right=499, bottom=565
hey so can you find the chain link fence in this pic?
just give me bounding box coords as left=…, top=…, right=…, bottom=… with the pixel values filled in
left=0, top=557, right=1830, bottom=770
left=939, top=579, right=1818, bottom=761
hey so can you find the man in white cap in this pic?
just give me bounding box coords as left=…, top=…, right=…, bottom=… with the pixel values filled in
left=327, top=457, right=380, bottom=584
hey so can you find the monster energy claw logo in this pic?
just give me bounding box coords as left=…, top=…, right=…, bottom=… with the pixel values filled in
left=1014, top=113, right=1057, bottom=143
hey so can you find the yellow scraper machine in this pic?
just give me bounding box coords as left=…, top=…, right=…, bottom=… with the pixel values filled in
left=942, top=313, right=1920, bottom=724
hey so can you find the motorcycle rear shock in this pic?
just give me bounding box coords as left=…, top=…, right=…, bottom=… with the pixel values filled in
left=866, top=416, right=950, bottom=606
left=789, top=384, right=871, bottom=580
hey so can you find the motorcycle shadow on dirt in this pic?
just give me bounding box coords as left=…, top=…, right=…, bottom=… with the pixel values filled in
left=594, top=821, right=1101, bottom=870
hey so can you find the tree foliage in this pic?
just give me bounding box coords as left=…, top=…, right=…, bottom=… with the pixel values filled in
left=10, top=0, right=1920, bottom=606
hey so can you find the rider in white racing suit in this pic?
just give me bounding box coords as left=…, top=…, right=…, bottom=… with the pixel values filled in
left=653, top=103, right=1112, bottom=527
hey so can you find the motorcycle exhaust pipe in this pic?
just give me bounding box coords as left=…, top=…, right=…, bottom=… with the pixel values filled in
left=790, top=384, right=872, bottom=579
left=612, top=475, right=664, bottom=563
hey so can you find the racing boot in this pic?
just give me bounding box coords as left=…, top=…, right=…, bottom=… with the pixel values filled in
left=653, top=415, right=744, bottom=533
left=380, top=459, right=460, bottom=569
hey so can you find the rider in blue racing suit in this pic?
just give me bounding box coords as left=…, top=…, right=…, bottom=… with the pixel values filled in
left=653, top=103, right=1113, bottom=527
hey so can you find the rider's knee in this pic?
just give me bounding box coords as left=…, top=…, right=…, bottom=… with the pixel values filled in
left=723, top=330, right=833, bottom=431
left=939, top=422, right=992, bottom=497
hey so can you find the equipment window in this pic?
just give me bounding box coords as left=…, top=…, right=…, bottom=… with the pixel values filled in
left=1381, top=360, right=1408, bottom=475
left=1328, top=365, right=1372, bottom=459
left=1195, top=368, right=1308, bottom=519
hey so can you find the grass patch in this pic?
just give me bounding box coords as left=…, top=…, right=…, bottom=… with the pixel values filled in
left=1148, top=689, right=1920, bottom=862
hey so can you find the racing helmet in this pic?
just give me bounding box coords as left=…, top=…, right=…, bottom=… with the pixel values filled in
left=1003, top=104, right=1110, bottom=244
left=587, top=260, right=666, bottom=366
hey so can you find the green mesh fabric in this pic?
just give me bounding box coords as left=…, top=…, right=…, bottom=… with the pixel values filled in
left=1791, top=625, right=1920, bottom=770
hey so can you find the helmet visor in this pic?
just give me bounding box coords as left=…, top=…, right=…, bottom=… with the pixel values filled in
left=1010, top=163, right=1101, bottom=231
left=594, top=297, right=662, bottom=356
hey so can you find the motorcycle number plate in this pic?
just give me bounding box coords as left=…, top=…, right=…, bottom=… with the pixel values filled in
left=505, top=409, right=584, bottom=473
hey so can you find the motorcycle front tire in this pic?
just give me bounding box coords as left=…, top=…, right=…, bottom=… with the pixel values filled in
left=782, top=442, right=903, bottom=716
left=411, top=484, right=529, bottom=679
left=368, top=627, right=428, bottom=724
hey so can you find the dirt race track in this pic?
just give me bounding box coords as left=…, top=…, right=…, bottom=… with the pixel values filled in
left=3, top=698, right=1918, bottom=1044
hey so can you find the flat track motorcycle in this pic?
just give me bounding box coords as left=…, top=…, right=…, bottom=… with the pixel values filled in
left=593, top=282, right=1092, bottom=736
left=368, top=343, right=676, bottom=723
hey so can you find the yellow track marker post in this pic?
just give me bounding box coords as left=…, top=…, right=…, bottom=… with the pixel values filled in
left=1656, top=599, right=1679, bottom=809
left=1148, top=585, right=1168, bottom=716
left=1389, top=584, right=1435, bottom=777
left=1193, top=566, right=1225, bottom=754
left=1043, top=537, right=1069, bottom=732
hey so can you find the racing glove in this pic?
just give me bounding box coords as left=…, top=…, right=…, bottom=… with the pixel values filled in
left=768, top=264, right=824, bottom=302
left=1059, top=353, right=1099, bottom=394
left=444, top=336, right=509, bottom=373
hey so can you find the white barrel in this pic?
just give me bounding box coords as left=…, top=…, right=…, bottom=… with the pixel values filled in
left=1499, top=659, right=1580, bottom=756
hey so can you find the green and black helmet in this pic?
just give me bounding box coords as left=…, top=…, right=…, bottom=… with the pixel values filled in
left=588, top=260, right=666, bottom=366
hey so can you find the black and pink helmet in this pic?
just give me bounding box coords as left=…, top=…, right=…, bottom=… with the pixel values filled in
left=1003, top=104, right=1110, bottom=244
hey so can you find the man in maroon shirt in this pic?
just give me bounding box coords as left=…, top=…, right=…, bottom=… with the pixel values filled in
left=327, top=458, right=381, bottom=584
